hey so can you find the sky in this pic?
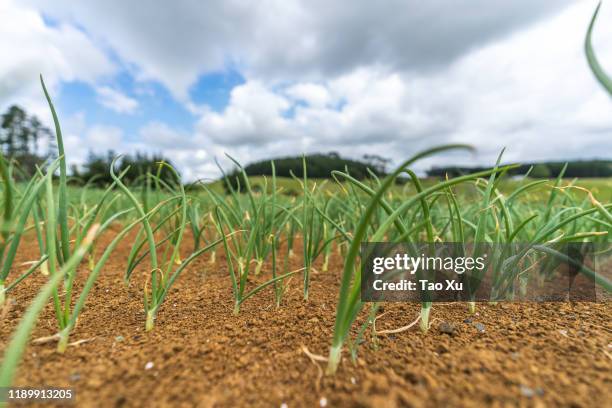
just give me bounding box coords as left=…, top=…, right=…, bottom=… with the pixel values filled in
left=1, top=0, right=611, bottom=180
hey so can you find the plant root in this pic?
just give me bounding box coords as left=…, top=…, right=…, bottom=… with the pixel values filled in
left=68, top=337, right=96, bottom=347
left=1, top=298, right=12, bottom=320
left=301, top=345, right=328, bottom=362
left=374, top=312, right=421, bottom=335
left=301, top=346, right=326, bottom=392
left=32, top=333, right=60, bottom=345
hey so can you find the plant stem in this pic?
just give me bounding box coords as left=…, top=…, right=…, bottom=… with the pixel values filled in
left=56, top=329, right=69, bottom=353
left=322, top=253, right=329, bottom=272
left=254, top=258, right=263, bottom=275
left=420, top=302, right=432, bottom=333
left=326, top=344, right=342, bottom=375
left=145, top=310, right=155, bottom=332
left=41, top=260, right=49, bottom=276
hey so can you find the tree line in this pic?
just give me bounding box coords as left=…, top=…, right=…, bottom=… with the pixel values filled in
left=1, top=105, right=54, bottom=177
left=3, top=105, right=611, bottom=188
left=426, top=161, right=612, bottom=178
left=1, top=105, right=175, bottom=185
left=221, top=152, right=387, bottom=193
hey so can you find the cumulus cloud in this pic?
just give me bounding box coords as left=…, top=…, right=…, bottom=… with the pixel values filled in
left=85, top=124, right=124, bottom=149
left=197, top=81, right=293, bottom=145
left=22, top=0, right=571, bottom=100
left=192, top=69, right=452, bottom=169
left=0, top=0, right=115, bottom=117
left=59, top=117, right=124, bottom=166
left=133, top=121, right=213, bottom=181
left=95, top=86, right=139, bottom=114
left=4, top=0, right=612, bottom=180
left=191, top=1, right=612, bottom=176
left=285, top=83, right=331, bottom=108
left=139, top=121, right=202, bottom=150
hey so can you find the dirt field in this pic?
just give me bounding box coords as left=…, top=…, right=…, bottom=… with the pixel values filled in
left=1, top=233, right=610, bottom=407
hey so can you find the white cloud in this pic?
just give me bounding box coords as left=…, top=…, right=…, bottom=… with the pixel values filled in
left=191, top=69, right=453, bottom=171
left=189, top=1, right=612, bottom=177
left=0, top=0, right=115, bottom=118
left=133, top=121, right=212, bottom=181
left=138, top=121, right=192, bottom=149
left=86, top=124, right=123, bottom=149
left=95, top=86, right=138, bottom=114
left=285, top=83, right=331, bottom=108
left=22, top=0, right=571, bottom=100
left=4, top=0, right=612, bottom=180
left=60, top=118, right=123, bottom=167
left=197, top=81, right=293, bottom=145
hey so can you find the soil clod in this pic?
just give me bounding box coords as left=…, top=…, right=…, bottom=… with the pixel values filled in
left=438, top=321, right=456, bottom=335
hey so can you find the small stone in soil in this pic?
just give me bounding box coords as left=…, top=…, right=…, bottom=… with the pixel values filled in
left=319, top=397, right=328, bottom=407
left=115, top=335, right=124, bottom=342
left=69, top=372, right=81, bottom=381
left=145, top=361, right=154, bottom=370
left=436, top=344, right=450, bottom=354
left=520, top=385, right=535, bottom=398
left=438, top=321, right=456, bottom=335
left=463, top=318, right=472, bottom=323
left=474, top=323, right=485, bottom=333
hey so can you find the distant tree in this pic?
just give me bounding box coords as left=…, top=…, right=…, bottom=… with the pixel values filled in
left=77, top=150, right=178, bottom=187
left=28, top=116, right=51, bottom=156
left=363, top=154, right=391, bottom=174
left=79, top=151, right=116, bottom=185
left=427, top=160, right=612, bottom=178
left=530, top=164, right=551, bottom=178
left=2, top=106, right=24, bottom=156
left=220, top=152, right=383, bottom=194
left=0, top=105, right=52, bottom=176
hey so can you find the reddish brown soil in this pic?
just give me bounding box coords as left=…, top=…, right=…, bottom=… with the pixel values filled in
left=1, top=231, right=610, bottom=407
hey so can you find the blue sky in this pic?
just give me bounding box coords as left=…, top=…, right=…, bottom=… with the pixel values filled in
left=1, top=0, right=611, bottom=180
left=59, top=67, right=245, bottom=135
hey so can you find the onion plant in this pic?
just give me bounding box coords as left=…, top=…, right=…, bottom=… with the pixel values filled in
left=0, top=159, right=59, bottom=303
left=586, top=2, right=612, bottom=94
left=112, top=161, right=225, bottom=330
left=23, top=78, right=138, bottom=351
left=294, top=157, right=337, bottom=300
left=40, top=76, right=71, bottom=267
left=214, top=205, right=299, bottom=314
left=324, top=145, right=538, bottom=375
left=0, top=224, right=99, bottom=388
